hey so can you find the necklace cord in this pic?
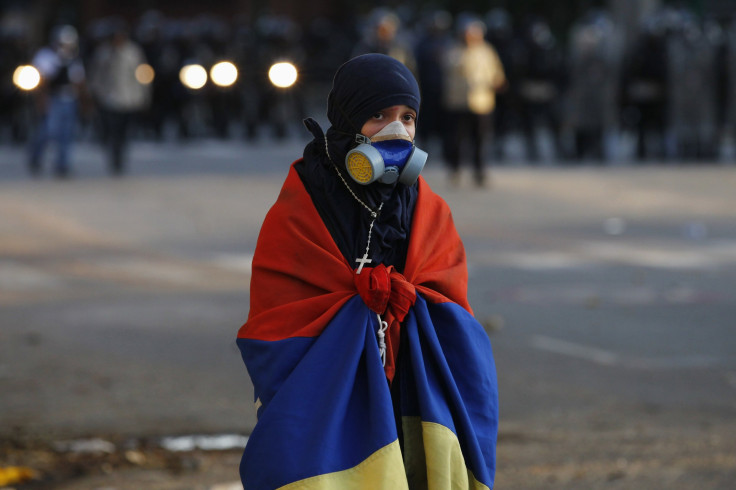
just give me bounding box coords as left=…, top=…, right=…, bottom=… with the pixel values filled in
left=324, top=137, right=379, bottom=218
left=324, top=137, right=385, bottom=273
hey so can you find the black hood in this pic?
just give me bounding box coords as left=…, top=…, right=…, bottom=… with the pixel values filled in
left=296, top=54, right=422, bottom=271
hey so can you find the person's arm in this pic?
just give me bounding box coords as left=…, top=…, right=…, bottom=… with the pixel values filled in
left=488, top=44, right=508, bottom=93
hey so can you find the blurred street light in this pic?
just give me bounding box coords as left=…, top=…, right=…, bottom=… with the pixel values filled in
left=135, top=63, right=155, bottom=85
left=13, top=65, right=41, bottom=91
left=268, top=62, right=298, bottom=88
left=180, top=64, right=207, bottom=90
left=210, top=61, right=238, bottom=87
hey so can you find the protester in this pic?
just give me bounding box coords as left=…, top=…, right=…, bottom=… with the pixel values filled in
left=484, top=8, right=516, bottom=161
left=515, top=16, right=566, bottom=161
left=621, top=15, right=668, bottom=160
left=565, top=9, right=622, bottom=161
left=27, top=25, right=85, bottom=178
left=665, top=13, right=720, bottom=160
left=726, top=19, right=736, bottom=153
left=236, top=53, right=498, bottom=489
left=414, top=9, right=452, bottom=145
left=441, top=18, right=507, bottom=186
left=89, top=21, right=150, bottom=175
left=352, top=8, right=417, bottom=73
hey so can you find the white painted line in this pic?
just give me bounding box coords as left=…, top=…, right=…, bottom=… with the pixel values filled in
left=473, top=240, right=736, bottom=271
left=210, top=482, right=244, bottom=490
left=530, top=335, right=619, bottom=366
left=628, top=355, right=721, bottom=370
left=93, top=258, right=201, bottom=284
left=531, top=336, right=727, bottom=370
left=160, top=434, right=249, bottom=452
left=496, top=252, right=589, bottom=271
left=0, top=261, right=64, bottom=290
left=211, top=253, right=254, bottom=273
left=580, top=242, right=717, bottom=269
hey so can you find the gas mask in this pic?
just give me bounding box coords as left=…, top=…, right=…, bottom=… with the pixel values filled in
left=345, top=121, right=427, bottom=185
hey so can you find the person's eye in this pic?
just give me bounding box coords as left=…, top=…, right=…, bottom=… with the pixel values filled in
left=403, top=113, right=416, bottom=122
left=372, top=112, right=384, bottom=120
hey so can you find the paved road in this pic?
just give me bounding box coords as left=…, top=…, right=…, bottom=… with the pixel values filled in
left=1, top=138, right=735, bottom=488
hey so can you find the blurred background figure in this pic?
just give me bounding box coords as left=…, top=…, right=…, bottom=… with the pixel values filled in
left=515, top=15, right=566, bottom=162
left=243, top=13, right=305, bottom=140
left=0, top=18, right=33, bottom=144
left=27, top=24, right=85, bottom=178
left=726, top=18, right=736, bottom=156
left=414, top=9, right=452, bottom=146
left=441, top=15, right=507, bottom=187
left=620, top=12, right=668, bottom=161
left=191, top=14, right=239, bottom=140
left=303, top=15, right=355, bottom=92
left=565, top=9, right=622, bottom=162
left=231, top=17, right=260, bottom=140
left=175, top=17, right=217, bottom=139
left=301, top=14, right=356, bottom=122
left=353, top=8, right=416, bottom=73
left=4, top=3, right=735, bottom=170
left=89, top=19, right=151, bottom=175
left=484, top=8, right=517, bottom=161
left=134, top=10, right=168, bottom=140
left=665, top=8, right=721, bottom=161
left=137, top=12, right=189, bottom=141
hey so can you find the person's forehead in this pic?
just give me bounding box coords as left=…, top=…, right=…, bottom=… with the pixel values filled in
left=376, top=104, right=416, bottom=113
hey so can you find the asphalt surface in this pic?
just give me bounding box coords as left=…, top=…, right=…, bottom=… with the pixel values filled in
left=1, top=136, right=735, bottom=489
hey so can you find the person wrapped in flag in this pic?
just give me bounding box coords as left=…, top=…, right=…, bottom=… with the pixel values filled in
left=236, top=53, right=498, bottom=489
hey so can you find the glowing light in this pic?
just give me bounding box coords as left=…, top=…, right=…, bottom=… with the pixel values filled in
left=268, top=62, right=298, bottom=88
left=179, top=64, right=207, bottom=90
left=13, top=65, right=41, bottom=91
left=210, top=61, right=238, bottom=87
left=135, top=63, right=155, bottom=85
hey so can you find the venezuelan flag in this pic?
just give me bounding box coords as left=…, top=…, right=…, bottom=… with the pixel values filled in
left=237, top=164, right=498, bottom=489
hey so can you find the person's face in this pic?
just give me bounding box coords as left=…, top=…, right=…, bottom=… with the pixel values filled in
left=360, top=105, right=416, bottom=140
left=464, top=24, right=485, bottom=45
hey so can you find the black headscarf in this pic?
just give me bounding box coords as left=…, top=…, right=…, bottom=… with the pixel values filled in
left=296, top=54, right=421, bottom=272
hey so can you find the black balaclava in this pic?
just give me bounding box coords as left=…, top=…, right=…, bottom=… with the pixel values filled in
left=296, top=54, right=421, bottom=272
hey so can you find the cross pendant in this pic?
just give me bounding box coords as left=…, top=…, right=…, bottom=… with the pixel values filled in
left=355, top=253, right=372, bottom=274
